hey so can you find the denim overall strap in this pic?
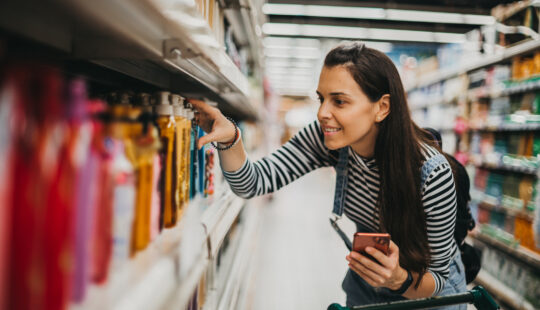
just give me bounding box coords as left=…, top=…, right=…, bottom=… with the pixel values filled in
left=333, top=147, right=349, bottom=218
left=420, top=153, right=448, bottom=187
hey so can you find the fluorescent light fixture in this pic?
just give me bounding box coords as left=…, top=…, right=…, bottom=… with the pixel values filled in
left=265, top=46, right=321, bottom=58
left=266, top=67, right=315, bottom=75
left=264, top=49, right=321, bottom=59
left=262, top=23, right=466, bottom=43
left=265, top=60, right=317, bottom=69
left=263, top=37, right=321, bottom=48
left=262, top=4, right=495, bottom=25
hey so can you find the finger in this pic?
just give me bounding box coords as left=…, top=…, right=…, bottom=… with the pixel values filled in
left=348, top=262, right=385, bottom=287
left=350, top=251, right=391, bottom=279
left=365, top=246, right=392, bottom=268
left=197, top=132, right=219, bottom=149
left=188, top=99, right=213, bottom=113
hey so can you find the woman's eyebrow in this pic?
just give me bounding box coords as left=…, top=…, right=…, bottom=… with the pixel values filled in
left=330, top=92, right=350, bottom=97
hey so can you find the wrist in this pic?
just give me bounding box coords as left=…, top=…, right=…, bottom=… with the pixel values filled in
left=390, top=267, right=408, bottom=290
left=388, top=268, right=413, bottom=295
left=218, top=118, right=237, bottom=144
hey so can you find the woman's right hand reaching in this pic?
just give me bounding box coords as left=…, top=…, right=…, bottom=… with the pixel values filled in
left=188, top=99, right=237, bottom=150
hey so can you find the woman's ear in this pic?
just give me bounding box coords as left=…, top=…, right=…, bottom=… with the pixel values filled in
left=376, top=94, right=390, bottom=122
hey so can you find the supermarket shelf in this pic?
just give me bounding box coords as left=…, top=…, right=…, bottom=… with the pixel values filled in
left=473, top=161, right=538, bottom=175
left=223, top=0, right=264, bottom=70
left=501, top=78, right=540, bottom=96
left=472, top=232, right=540, bottom=271
left=407, top=39, right=540, bottom=92
left=0, top=0, right=258, bottom=120
left=473, top=270, right=536, bottom=310
left=163, top=192, right=246, bottom=310
left=201, top=191, right=245, bottom=258
left=471, top=122, right=540, bottom=132
left=477, top=200, right=535, bottom=222
left=70, top=191, right=246, bottom=310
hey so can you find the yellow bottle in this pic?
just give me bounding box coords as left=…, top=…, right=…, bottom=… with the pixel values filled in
left=131, top=93, right=161, bottom=253
left=171, top=94, right=186, bottom=220
left=155, top=92, right=177, bottom=229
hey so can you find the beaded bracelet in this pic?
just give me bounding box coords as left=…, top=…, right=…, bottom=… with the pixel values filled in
left=211, top=117, right=239, bottom=151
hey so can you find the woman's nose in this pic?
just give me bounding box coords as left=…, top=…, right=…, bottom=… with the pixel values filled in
left=317, top=101, right=332, bottom=120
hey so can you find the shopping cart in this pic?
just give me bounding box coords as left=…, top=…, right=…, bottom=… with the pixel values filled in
left=328, top=286, right=499, bottom=310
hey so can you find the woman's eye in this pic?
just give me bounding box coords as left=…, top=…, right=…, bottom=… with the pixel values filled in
left=317, top=97, right=323, bottom=104
left=335, top=99, right=344, bottom=105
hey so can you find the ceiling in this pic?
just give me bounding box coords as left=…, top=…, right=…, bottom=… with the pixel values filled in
left=262, top=0, right=516, bottom=96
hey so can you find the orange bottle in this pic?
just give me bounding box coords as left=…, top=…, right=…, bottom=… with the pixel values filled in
left=154, top=92, right=177, bottom=229
left=130, top=93, right=161, bottom=253
left=171, top=94, right=186, bottom=220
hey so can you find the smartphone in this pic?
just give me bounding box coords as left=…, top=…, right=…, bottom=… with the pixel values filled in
left=352, top=233, right=391, bottom=258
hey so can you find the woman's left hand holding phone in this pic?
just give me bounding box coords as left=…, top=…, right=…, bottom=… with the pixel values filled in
left=346, top=240, right=409, bottom=291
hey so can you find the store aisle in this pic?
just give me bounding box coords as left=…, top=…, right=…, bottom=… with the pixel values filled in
left=246, top=167, right=357, bottom=310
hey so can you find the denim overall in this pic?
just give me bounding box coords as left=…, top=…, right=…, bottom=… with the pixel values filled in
left=333, top=147, right=467, bottom=309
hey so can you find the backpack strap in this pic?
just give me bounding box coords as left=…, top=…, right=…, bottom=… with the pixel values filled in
left=420, top=153, right=448, bottom=188
left=332, top=147, right=349, bottom=219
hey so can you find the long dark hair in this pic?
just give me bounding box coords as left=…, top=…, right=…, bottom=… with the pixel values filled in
left=324, top=42, right=437, bottom=287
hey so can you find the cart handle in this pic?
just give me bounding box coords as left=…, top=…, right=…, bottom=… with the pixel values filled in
left=328, top=286, right=499, bottom=310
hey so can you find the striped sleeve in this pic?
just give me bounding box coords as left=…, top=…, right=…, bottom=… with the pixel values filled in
left=223, top=121, right=333, bottom=199
left=421, top=160, right=458, bottom=295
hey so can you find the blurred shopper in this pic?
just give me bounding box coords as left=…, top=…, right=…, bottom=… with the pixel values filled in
left=190, top=42, right=465, bottom=309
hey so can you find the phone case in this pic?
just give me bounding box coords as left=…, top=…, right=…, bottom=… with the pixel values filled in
left=353, top=233, right=390, bottom=255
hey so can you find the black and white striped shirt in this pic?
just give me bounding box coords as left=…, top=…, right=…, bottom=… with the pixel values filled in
left=223, top=120, right=458, bottom=294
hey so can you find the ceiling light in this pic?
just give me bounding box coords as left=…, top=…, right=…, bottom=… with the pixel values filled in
left=265, top=60, right=317, bottom=69
left=263, top=36, right=321, bottom=47
left=262, top=4, right=495, bottom=25
left=262, top=23, right=466, bottom=43
left=264, top=49, right=321, bottom=59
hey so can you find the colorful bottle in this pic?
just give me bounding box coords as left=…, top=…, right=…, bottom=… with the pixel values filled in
left=154, top=92, right=177, bottom=229
left=135, top=93, right=161, bottom=240
left=110, top=139, right=136, bottom=271
left=131, top=93, right=161, bottom=253
left=69, top=79, right=99, bottom=304
left=171, top=94, right=186, bottom=219
left=0, top=70, right=15, bottom=310
left=182, top=105, right=193, bottom=207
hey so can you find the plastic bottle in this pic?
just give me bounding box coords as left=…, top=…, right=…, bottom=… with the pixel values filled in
left=154, top=92, right=177, bottom=229
left=137, top=93, right=161, bottom=241
left=171, top=94, right=186, bottom=219
left=182, top=105, right=193, bottom=207
left=110, top=140, right=136, bottom=270
left=131, top=93, right=161, bottom=253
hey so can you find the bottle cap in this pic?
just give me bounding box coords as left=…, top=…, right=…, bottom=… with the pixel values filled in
left=170, top=94, right=181, bottom=106
left=119, top=92, right=132, bottom=106
left=155, top=91, right=170, bottom=106
left=155, top=104, right=173, bottom=116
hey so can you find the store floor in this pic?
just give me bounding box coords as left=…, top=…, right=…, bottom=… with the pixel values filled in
left=243, top=167, right=476, bottom=310
left=245, top=167, right=356, bottom=310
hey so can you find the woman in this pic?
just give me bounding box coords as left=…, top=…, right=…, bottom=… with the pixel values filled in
left=190, top=42, right=467, bottom=309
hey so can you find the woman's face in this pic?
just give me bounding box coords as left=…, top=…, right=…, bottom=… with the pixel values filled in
left=316, top=65, right=384, bottom=156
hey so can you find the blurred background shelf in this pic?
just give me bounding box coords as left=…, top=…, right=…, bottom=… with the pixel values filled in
left=472, top=231, right=540, bottom=270
left=407, top=39, right=540, bottom=92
